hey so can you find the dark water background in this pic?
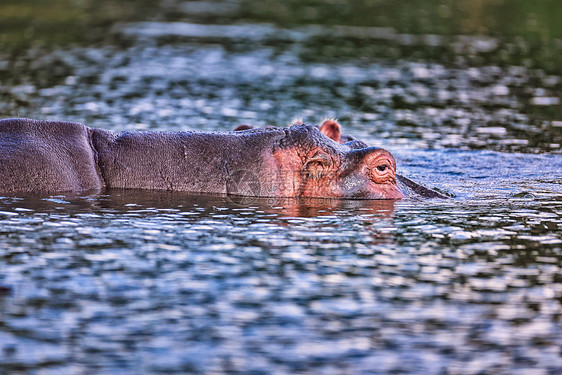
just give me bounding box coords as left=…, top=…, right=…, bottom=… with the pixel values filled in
left=1, top=1, right=561, bottom=374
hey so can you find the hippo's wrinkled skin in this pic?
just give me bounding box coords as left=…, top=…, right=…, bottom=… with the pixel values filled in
left=0, top=118, right=444, bottom=199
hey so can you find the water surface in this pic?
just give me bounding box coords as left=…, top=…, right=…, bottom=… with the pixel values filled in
left=1, top=1, right=561, bottom=374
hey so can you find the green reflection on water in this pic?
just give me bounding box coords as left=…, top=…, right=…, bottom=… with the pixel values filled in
left=239, top=0, right=562, bottom=74
left=239, top=0, right=562, bottom=39
left=0, top=0, right=158, bottom=49
left=2, top=0, right=561, bottom=48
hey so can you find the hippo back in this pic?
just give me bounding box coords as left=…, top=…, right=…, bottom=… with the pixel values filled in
left=90, top=127, right=286, bottom=194
left=0, top=118, right=104, bottom=193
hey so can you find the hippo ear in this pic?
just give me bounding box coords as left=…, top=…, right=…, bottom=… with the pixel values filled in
left=319, top=120, right=342, bottom=143
left=234, top=124, right=253, bottom=131
left=304, top=153, right=332, bottom=179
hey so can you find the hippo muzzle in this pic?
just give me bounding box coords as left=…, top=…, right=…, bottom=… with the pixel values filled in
left=338, top=147, right=403, bottom=199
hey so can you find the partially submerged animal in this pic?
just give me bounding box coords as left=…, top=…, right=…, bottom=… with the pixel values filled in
left=0, top=118, right=445, bottom=199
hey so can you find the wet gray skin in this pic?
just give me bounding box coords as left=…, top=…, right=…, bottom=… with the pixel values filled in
left=0, top=117, right=414, bottom=199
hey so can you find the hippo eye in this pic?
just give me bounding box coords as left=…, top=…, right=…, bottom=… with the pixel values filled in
left=369, top=161, right=395, bottom=184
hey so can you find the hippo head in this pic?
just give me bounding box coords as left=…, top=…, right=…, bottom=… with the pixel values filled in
left=234, top=119, right=448, bottom=200
left=248, top=123, right=403, bottom=200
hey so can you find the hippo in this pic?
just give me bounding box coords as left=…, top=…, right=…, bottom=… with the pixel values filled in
left=0, top=118, right=445, bottom=199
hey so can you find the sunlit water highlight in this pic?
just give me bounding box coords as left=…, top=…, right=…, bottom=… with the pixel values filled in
left=1, top=3, right=561, bottom=374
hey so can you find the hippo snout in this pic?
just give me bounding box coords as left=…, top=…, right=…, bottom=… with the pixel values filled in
left=338, top=147, right=403, bottom=200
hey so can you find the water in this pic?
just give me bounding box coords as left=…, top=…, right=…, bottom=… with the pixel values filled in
left=1, top=1, right=562, bottom=374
